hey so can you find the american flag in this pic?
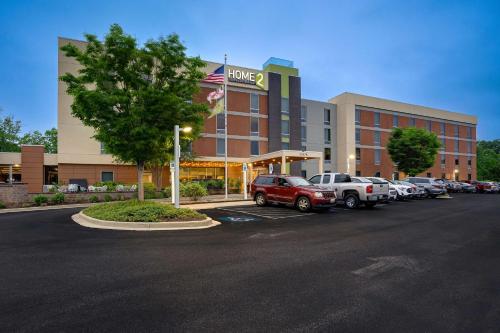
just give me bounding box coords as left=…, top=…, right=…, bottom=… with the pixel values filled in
left=202, top=65, right=225, bottom=84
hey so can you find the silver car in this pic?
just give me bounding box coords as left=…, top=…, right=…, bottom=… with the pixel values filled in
left=404, top=177, right=447, bottom=198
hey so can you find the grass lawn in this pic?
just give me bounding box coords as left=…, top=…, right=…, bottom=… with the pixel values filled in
left=83, top=200, right=206, bottom=222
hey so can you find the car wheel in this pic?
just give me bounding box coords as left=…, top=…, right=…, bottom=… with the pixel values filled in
left=255, top=193, right=267, bottom=206
left=365, top=202, right=376, bottom=208
left=429, top=194, right=437, bottom=199
left=296, top=196, right=311, bottom=212
left=344, top=194, right=359, bottom=209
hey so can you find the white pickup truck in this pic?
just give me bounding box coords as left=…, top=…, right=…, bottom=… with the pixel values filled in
left=308, top=173, right=389, bottom=208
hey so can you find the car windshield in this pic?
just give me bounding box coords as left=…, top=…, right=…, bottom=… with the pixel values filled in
left=288, top=177, right=312, bottom=187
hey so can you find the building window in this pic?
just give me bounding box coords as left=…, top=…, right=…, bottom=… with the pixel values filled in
left=324, top=148, right=331, bottom=161
left=355, top=109, right=360, bottom=125
left=282, top=142, right=290, bottom=150
left=393, top=114, right=399, bottom=128
left=356, top=148, right=361, bottom=163
left=467, top=173, right=472, bottom=181
left=250, top=117, right=259, bottom=135
left=281, top=120, right=289, bottom=135
left=455, top=156, right=459, bottom=165
left=324, top=128, right=331, bottom=144
left=441, top=138, right=446, bottom=151
left=250, top=140, right=259, bottom=156
left=355, top=128, right=361, bottom=144
left=427, top=172, right=432, bottom=178
left=409, top=117, right=416, bottom=127
left=441, top=154, right=446, bottom=165
left=301, top=105, right=307, bottom=122
left=454, top=125, right=459, bottom=137
left=466, top=126, right=472, bottom=139
left=301, top=145, right=306, bottom=151
left=440, top=122, right=446, bottom=136
left=250, top=93, right=259, bottom=113
left=216, top=138, right=225, bottom=156
left=454, top=139, right=459, bottom=153
left=101, top=171, right=114, bottom=182
left=467, top=141, right=472, bottom=153
left=374, top=131, right=381, bottom=146
left=467, top=156, right=472, bottom=166
left=374, top=171, right=381, bottom=177
left=301, top=125, right=307, bottom=141
left=374, top=149, right=381, bottom=165
left=374, top=112, right=380, bottom=127
left=427, top=120, right=432, bottom=132
left=301, top=170, right=307, bottom=178
left=355, top=170, right=361, bottom=176
left=324, top=108, right=331, bottom=125
left=216, top=113, right=225, bottom=134
left=393, top=171, right=399, bottom=180
left=100, top=142, right=108, bottom=154
left=281, top=98, right=289, bottom=114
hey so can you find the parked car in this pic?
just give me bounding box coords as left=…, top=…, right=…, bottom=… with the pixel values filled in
left=387, top=179, right=414, bottom=200
left=250, top=175, right=336, bottom=212
left=403, top=177, right=447, bottom=198
left=396, top=180, right=426, bottom=198
left=469, top=180, right=497, bottom=193
left=309, top=173, right=387, bottom=209
left=437, top=179, right=462, bottom=193
left=459, top=182, right=476, bottom=193
left=484, top=182, right=499, bottom=193
left=388, top=183, right=398, bottom=201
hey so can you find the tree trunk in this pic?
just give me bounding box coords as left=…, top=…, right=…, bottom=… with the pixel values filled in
left=152, top=164, right=164, bottom=190
left=137, top=161, right=145, bottom=201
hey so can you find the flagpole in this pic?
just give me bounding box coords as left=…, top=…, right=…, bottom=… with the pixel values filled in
left=224, top=54, right=228, bottom=200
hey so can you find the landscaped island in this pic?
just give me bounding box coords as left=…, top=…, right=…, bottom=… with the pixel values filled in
left=83, top=200, right=206, bottom=222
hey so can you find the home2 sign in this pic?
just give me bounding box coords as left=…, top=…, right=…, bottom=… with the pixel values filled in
left=227, top=68, right=265, bottom=89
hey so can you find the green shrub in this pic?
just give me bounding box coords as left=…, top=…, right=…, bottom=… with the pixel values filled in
left=180, top=182, right=208, bottom=201
left=0, top=201, right=5, bottom=209
left=83, top=200, right=206, bottom=222
left=89, top=195, right=99, bottom=203
left=93, top=181, right=121, bottom=191
left=33, top=195, right=48, bottom=206
left=51, top=193, right=65, bottom=204
left=162, top=187, right=172, bottom=198
left=104, top=194, right=113, bottom=202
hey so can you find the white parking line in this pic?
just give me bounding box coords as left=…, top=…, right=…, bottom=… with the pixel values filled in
left=219, top=206, right=315, bottom=220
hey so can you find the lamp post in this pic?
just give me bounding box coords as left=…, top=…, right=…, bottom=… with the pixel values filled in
left=174, top=125, right=192, bottom=208
left=347, top=154, right=355, bottom=175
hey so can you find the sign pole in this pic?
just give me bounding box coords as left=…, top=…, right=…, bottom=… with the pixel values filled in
left=243, top=163, right=248, bottom=200
left=224, top=54, right=228, bottom=199
left=170, top=161, right=175, bottom=204
left=174, top=125, right=180, bottom=208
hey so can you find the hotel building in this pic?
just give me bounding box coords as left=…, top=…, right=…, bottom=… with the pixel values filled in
left=0, top=37, right=477, bottom=193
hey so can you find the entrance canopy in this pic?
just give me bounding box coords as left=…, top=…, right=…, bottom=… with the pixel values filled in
left=249, top=150, right=324, bottom=174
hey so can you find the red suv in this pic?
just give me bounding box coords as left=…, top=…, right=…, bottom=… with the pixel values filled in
left=250, top=175, right=336, bottom=212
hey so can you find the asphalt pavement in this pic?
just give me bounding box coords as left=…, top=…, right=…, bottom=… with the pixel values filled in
left=0, top=193, right=499, bottom=332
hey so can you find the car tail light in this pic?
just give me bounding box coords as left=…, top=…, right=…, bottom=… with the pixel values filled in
left=367, top=185, right=373, bottom=193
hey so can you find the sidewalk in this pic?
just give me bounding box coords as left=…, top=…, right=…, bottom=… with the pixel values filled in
left=0, top=194, right=253, bottom=214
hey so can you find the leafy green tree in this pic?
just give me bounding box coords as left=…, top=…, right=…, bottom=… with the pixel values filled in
left=0, top=109, right=22, bottom=152
left=477, top=140, right=500, bottom=181
left=19, top=128, right=58, bottom=153
left=60, top=24, right=208, bottom=200
left=387, top=127, right=441, bottom=176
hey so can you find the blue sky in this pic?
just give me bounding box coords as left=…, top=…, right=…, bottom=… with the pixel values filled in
left=1, top=0, right=499, bottom=139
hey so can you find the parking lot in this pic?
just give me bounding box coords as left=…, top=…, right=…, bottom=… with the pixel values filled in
left=0, top=193, right=499, bottom=332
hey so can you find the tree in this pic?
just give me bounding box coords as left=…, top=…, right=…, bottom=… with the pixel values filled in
left=19, top=128, right=58, bottom=153
left=477, top=140, right=500, bottom=181
left=0, top=109, right=22, bottom=152
left=60, top=24, right=208, bottom=200
left=387, top=127, right=441, bottom=176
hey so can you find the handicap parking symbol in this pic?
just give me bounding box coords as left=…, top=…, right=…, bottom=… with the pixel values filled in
left=218, top=216, right=258, bottom=223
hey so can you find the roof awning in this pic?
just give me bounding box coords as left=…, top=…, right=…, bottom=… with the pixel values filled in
left=249, top=150, right=323, bottom=166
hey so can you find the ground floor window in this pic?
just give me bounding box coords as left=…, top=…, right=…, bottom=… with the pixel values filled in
left=217, top=138, right=225, bottom=156
left=250, top=140, right=259, bottom=156
left=374, top=171, right=381, bottom=177
left=355, top=171, right=361, bottom=176
left=441, top=173, right=446, bottom=179
left=44, top=166, right=58, bottom=185
left=0, top=165, right=22, bottom=183
left=468, top=173, right=471, bottom=180
left=393, top=171, right=399, bottom=180
left=301, top=170, right=307, bottom=178
left=427, top=172, right=432, bottom=178
left=101, top=171, right=114, bottom=182
left=180, top=167, right=225, bottom=181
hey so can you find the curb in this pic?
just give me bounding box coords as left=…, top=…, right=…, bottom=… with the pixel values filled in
left=0, top=203, right=92, bottom=214
left=72, top=212, right=221, bottom=231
